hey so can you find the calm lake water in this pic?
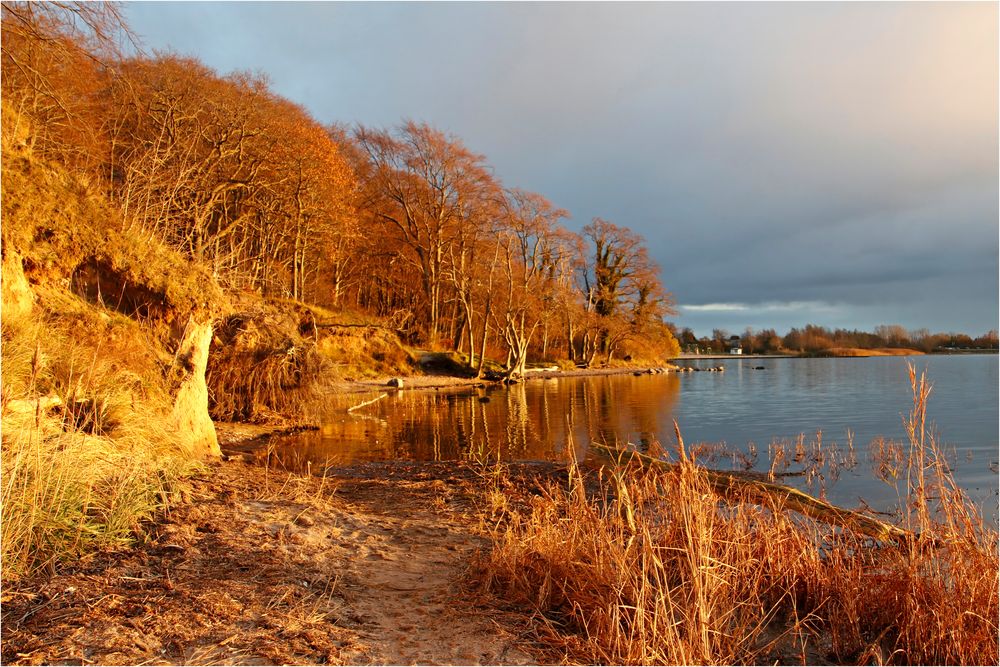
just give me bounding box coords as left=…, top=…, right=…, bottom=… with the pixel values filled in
left=266, top=355, right=998, bottom=517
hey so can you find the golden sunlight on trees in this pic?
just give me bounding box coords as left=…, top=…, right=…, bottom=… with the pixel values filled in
left=581, top=219, right=678, bottom=364
left=106, top=56, right=357, bottom=300
left=493, top=190, right=570, bottom=379
left=1, top=3, right=682, bottom=377
left=355, top=121, right=500, bottom=343
left=1, top=1, right=126, bottom=172
left=351, top=126, right=679, bottom=370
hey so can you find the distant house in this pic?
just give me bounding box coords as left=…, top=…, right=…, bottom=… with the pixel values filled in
left=729, top=335, right=743, bottom=355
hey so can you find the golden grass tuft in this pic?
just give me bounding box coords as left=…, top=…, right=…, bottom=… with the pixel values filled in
left=1, top=410, right=196, bottom=577
left=1, top=121, right=207, bottom=578
left=1, top=299, right=197, bottom=578
left=475, top=365, right=998, bottom=665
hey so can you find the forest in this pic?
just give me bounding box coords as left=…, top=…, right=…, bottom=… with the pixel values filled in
left=6, top=3, right=994, bottom=374
left=1, top=2, right=679, bottom=380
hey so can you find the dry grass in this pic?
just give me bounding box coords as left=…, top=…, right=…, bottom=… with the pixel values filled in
left=475, top=457, right=815, bottom=663
left=1, top=305, right=196, bottom=578
left=764, top=430, right=860, bottom=497
left=207, top=304, right=414, bottom=422
left=315, top=326, right=413, bottom=380
left=206, top=312, right=326, bottom=423
left=1, top=410, right=195, bottom=578
left=1, top=120, right=205, bottom=578
left=475, top=365, right=998, bottom=665
left=554, top=358, right=579, bottom=372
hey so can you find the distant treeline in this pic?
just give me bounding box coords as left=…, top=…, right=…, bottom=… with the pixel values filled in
left=0, top=2, right=679, bottom=377
left=678, top=324, right=1000, bottom=355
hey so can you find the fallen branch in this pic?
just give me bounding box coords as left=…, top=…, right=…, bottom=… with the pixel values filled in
left=592, top=442, right=912, bottom=544
left=346, top=392, right=388, bottom=413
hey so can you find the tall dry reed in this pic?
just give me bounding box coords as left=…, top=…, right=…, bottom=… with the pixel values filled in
left=475, top=364, right=998, bottom=665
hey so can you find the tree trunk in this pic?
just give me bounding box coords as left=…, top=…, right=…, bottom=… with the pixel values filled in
left=476, top=301, right=492, bottom=378
left=566, top=318, right=576, bottom=362
left=466, top=316, right=476, bottom=368
left=169, top=317, right=220, bottom=459
left=455, top=308, right=467, bottom=356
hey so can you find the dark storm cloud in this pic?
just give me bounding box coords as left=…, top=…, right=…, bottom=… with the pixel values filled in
left=124, top=1, right=998, bottom=335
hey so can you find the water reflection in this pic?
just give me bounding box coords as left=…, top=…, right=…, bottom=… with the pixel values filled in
left=264, top=374, right=681, bottom=470
left=256, top=356, right=997, bottom=517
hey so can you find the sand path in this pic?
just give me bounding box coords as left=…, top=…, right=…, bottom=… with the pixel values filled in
left=312, top=468, right=535, bottom=665
left=1, top=460, right=542, bottom=665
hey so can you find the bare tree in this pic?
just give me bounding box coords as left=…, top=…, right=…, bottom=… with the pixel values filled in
left=1, top=1, right=132, bottom=172
left=492, top=190, right=569, bottom=379
left=579, top=218, right=674, bottom=363
left=355, top=121, right=499, bottom=342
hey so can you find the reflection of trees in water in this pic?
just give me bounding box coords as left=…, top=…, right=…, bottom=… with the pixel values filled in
left=538, top=380, right=573, bottom=460
left=629, top=376, right=679, bottom=453
left=504, top=383, right=528, bottom=456
left=393, top=392, right=463, bottom=461
left=451, top=387, right=499, bottom=463
left=409, top=377, right=682, bottom=462
left=576, top=376, right=681, bottom=456
left=267, top=377, right=684, bottom=469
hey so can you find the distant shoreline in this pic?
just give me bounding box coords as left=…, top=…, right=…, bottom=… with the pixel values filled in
left=325, top=349, right=998, bottom=396
left=677, top=353, right=794, bottom=360
left=680, top=350, right=997, bottom=360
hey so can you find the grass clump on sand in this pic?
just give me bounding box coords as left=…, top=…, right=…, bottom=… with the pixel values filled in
left=475, top=366, right=998, bottom=665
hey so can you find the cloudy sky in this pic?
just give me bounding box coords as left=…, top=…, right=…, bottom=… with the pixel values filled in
left=123, top=1, right=998, bottom=337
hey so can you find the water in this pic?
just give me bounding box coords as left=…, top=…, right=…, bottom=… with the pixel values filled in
left=265, top=355, right=998, bottom=516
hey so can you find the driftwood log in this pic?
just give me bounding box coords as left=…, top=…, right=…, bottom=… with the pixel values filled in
left=592, top=442, right=912, bottom=544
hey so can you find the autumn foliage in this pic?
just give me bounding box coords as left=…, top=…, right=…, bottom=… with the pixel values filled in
left=1, top=2, right=679, bottom=377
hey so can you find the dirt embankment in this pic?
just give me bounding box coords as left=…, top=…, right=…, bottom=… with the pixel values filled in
left=1, top=459, right=564, bottom=666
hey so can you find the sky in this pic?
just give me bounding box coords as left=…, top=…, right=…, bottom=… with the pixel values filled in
left=123, top=1, right=998, bottom=337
